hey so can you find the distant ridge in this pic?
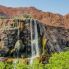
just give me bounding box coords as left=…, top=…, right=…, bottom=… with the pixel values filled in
left=0, top=5, right=69, bottom=29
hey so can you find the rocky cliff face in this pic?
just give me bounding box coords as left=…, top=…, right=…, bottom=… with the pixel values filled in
left=0, top=5, right=69, bottom=29
left=0, top=5, right=69, bottom=57
left=37, top=21, right=69, bottom=53
left=0, top=19, right=69, bottom=57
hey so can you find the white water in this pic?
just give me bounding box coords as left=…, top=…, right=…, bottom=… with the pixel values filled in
left=2, top=19, right=40, bottom=66
left=13, top=27, right=20, bottom=69
left=30, top=19, right=39, bottom=64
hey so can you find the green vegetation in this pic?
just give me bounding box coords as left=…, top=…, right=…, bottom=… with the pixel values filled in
left=45, top=51, right=69, bottom=69
left=0, top=16, right=7, bottom=19
left=23, top=14, right=32, bottom=18
left=0, top=51, right=69, bottom=69
left=0, top=62, right=5, bottom=69
left=13, top=14, right=32, bottom=19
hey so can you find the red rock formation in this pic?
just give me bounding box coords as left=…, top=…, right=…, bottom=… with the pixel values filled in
left=0, top=5, right=69, bottom=29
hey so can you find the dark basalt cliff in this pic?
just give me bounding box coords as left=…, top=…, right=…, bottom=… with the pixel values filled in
left=0, top=19, right=69, bottom=58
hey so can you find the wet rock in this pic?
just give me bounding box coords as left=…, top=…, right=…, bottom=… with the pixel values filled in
left=0, top=18, right=69, bottom=58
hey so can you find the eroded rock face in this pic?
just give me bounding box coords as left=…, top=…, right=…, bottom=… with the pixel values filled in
left=0, top=19, right=69, bottom=58
left=37, top=22, right=69, bottom=53
left=44, top=26, right=69, bottom=52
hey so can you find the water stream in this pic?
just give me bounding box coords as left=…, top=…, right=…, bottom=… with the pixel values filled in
left=13, top=25, right=20, bottom=69
left=30, top=19, right=39, bottom=64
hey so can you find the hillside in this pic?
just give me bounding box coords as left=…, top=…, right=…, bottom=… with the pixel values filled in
left=0, top=5, right=69, bottom=29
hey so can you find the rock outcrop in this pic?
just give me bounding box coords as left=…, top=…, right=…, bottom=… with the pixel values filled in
left=0, top=19, right=69, bottom=57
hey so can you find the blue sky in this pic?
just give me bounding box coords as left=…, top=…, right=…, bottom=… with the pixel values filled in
left=0, top=0, right=69, bottom=15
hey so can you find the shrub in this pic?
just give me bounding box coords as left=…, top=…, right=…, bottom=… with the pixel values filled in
left=45, top=51, right=69, bottom=69
left=4, top=62, right=13, bottom=69
left=0, top=51, right=69, bottom=69
left=0, top=62, right=5, bottom=69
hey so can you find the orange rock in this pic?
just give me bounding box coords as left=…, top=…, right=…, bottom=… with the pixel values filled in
left=0, top=5, right=69, bottom=29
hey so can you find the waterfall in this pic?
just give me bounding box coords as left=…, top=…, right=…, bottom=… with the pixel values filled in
left=30, top=19, right=39, bottom=64
left=13, top=24, right=20, bottom=69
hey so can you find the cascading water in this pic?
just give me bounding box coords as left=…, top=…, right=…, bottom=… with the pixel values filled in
left=13, top=24, right=20, bottom=69
left=30, top=19, right=39, bottom=64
